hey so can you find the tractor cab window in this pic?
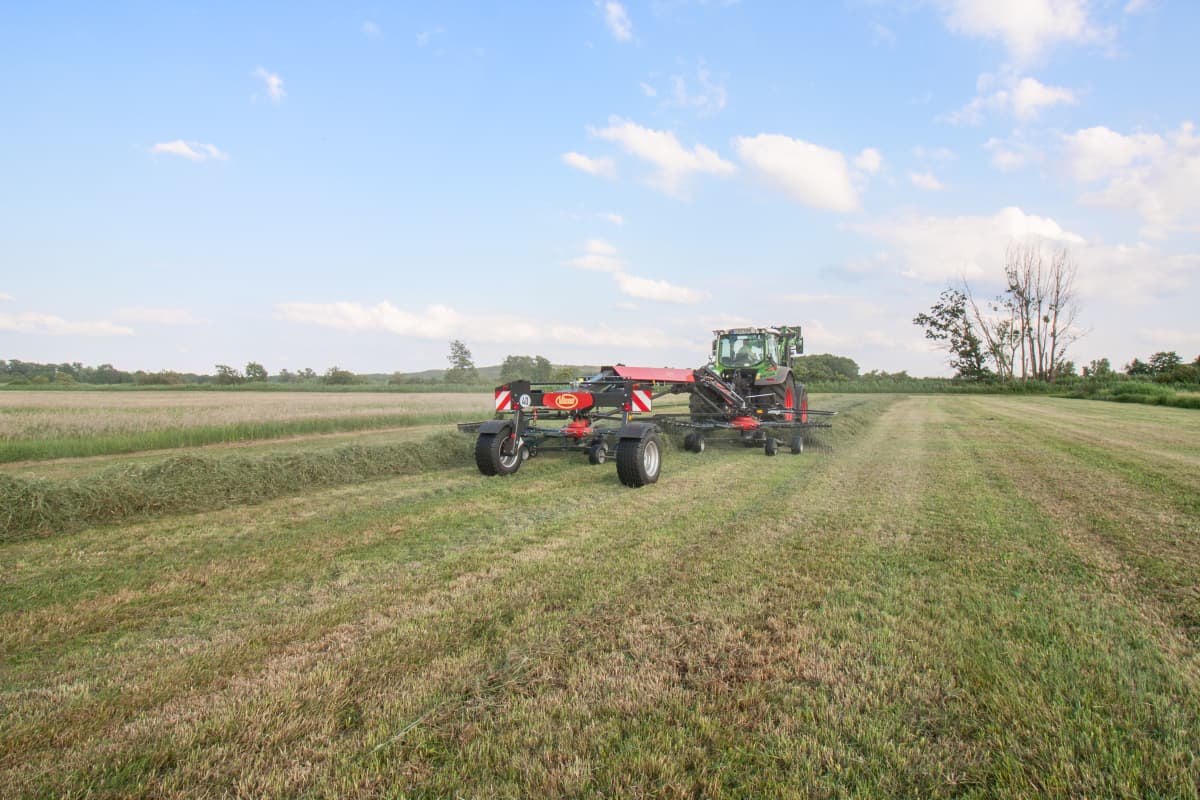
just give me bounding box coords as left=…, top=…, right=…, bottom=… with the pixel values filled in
left=721, top=334, right=764, bottom=366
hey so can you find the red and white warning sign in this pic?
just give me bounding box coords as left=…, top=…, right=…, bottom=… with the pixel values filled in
left=494, top=388, right=512, bottom=411
left=631, top=388, right=652, bottom=412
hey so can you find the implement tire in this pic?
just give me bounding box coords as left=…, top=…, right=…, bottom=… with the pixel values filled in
left=475, top=429, right=523, bottom=476
left=616, top=430, right=662, bottom=488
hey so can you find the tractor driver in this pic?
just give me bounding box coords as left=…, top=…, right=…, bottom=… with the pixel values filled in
left=734, top=337, right=762, bottom=364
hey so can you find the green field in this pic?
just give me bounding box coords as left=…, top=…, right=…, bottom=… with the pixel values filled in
left=1, top=393, right=1198, bottom=798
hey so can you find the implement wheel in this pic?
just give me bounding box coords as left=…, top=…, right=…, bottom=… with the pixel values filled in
left=616, top=430, right=662, bottom=488
left=475, top=429, right=523, bottom=476
left=683, top=432, right=706, bottom=454
left=587, top=443, right=607, bottom=465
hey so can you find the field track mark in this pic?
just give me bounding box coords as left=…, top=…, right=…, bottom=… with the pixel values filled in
left=943, top=397, right=1200, bottom=661
left=4, top=425, right=849, bottom=794
left=981, top=396, right=1200, bottom=470
left=0, top=424, right=449, bottom=473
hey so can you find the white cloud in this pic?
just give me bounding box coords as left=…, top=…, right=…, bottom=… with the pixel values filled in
left=254, top=67, right=285, bottom=103
left=116, top=307, right=203, bottom=325
left=639, top=81, right=657, bottom=98
left=943, top=73, right=1076, bottom=124
left=416, top=26, right=444, bottom=46
left=563, top=240, right=709, bottom=304
left=667, top=62, right=727, bottom=114
left=0, top=292, right=11, bottom=301
left=600, top=211, right=625, bottom=225
left=1011, top=76, right=1077, bottom=118
left=912, top=146, right=957, bottom=162
left=150, top=140, right=229, bottom=162
left=734, top=133, right=860, bottom=212
left=871, top=21, right=897, bottom=46
left=362, top=21, right=382, bottom=37
left=601, top=1, right=633, bottom=42
left=1138, top=328, right=1200, bottom=349
left=590, top=117, right=735, bottom=196
left=856, top=205, right=1193, bottom=304
left=938, top=0, right=1112, bottom=64
left=1061, top=124, right=1165, bottom=182
left=275, top=301, right=676, bottom=349
left=1124, top=0, right=1151, bottom=14
left=1072, top=244, right=1195, bottom=301
left=0, top=312, right=135, bottom=336
left=985, top=137, right=1031, bottom=171
left=562, top=151, right=617, bottom=178
left=565, top=239, right=624, bottom=272
left=613, top=273, right=707, bottom=304
left=854, top=206, right=1086, bottom=282
left=1063, top=122, right=1200, bottom=236
left=853, top=147, right=883, bottom=174
left=908, top=171, right=945, bottom=191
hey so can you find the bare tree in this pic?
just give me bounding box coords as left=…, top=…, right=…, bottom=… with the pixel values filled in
left=963, top=280, right=1020, bottom=380
left=1001, top=242, right=1082, bottom=382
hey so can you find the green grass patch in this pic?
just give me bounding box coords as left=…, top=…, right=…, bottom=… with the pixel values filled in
left=0, top=431, right=474, bottom=542
left=0, top=411, right=480, bottom=464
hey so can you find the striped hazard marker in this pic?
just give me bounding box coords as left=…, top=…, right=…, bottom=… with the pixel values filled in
left=631, top=388, right=652, bottom=412
left=494, top=388, right=512, bottom=411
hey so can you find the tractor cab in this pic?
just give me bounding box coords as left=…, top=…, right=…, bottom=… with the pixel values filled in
left=712, top=326, right=803, bottom=374
left=717, top=332, right=767, bottom=367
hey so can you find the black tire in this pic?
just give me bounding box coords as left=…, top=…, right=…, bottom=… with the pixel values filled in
left=790, top=434, right=804, bottom=455
left=684, top=432, right=706, bottom=454
left=764, top=437, right=778, bottom=457
left=616, top=431, right=662, bottom=487
left=587, top=443, right=606, bottom=465
left=475, top=430, right=523, bottom=476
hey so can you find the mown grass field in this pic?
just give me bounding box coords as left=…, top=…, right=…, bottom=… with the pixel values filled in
left=0, top=390, right=491, bottom=463
left=1, top=392, right=1198, bottom=798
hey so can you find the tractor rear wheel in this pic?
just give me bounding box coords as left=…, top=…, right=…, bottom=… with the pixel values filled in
left=776, top=376, right=797, bottom=421
left=475, top=430, right=523, bottom=476
left=616, top=430, right=662, bottom=487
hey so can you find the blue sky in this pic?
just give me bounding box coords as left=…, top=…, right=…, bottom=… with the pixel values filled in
left=2, top=1, right=1197, bottom=376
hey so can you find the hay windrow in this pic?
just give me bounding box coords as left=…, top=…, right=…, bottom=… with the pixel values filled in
left=0, top=431, right=474, bottom=542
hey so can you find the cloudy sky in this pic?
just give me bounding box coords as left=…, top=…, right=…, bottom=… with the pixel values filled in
left=2, top=1, right=1197, bottom=376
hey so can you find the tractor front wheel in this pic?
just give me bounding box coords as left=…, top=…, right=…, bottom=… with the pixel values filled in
left=616, top=430, right=662, bottom=487
left=475, top=430, right=523, bottom=476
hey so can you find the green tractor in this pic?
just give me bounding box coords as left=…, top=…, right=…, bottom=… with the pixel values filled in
left=689, top=326, right=808, bottom=424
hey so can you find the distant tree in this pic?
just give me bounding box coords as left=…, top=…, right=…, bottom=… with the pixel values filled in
left=1125, top=358, right=1151, bottom=377
left=1148, top=351, right=1183, bottom=376
left=214, top=364, right=244, bottom=385
left=297, top=368, right=317, bottom=381
left=276, top=368, right=295, bottom=383
left=914, top=289, right=990, bottom=380
left=1082, top=358, right=1112, bottom=378
left=500, top=355, right=535, bottom=382
left=244, top=362, right=268, bottom=382
left=322, top=366, right=357, bottom=385
left=532, top=355, right=553, bottom=382
left=444, top=340, right=479, bottom=384
left=794, top=354, right=860, bottom=382
left=1160, top=363, right=1200, bottom=385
